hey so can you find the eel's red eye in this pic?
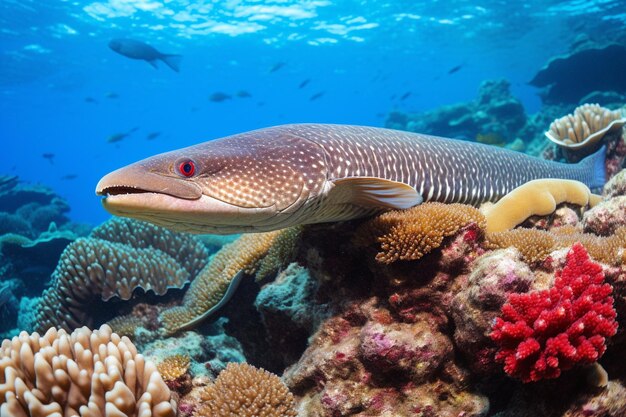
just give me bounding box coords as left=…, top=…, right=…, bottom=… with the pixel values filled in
left=179, top=160, right=195, bottom=177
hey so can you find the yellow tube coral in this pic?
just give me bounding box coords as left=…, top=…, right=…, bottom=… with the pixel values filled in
left=482, top=179, right=600, bottom=233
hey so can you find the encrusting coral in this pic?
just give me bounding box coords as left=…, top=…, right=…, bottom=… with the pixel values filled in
left=490, top=243, right=618, bottom=382
left=159, top=227, right=301, bottom=335
left=545, top=103, right=625, bottom=150
left=33, top=218, right=208, bottom=332
left=194, top=362, right=297, bottom=417
left=481, top=179, right=599, bottom=233
left=0, top=324, right=176, bottom=417
left=354, top=202, right=486, bottom=263
left=157, top=354, right=191, bottom=382
left=486, top=225, right=626, bottom=264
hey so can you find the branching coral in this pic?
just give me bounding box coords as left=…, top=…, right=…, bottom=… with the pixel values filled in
left=354, top=202, right=485, bottom=264
left=0, top=324, right=176, bottom=417
left=159, top=228, right=299, bottom=334
left=490, top=243, right=618, bottom=382
left=486, top=225, right=626, bottom=264
left=33, top=218, right=208, bottom=332
left=194, top=362, right=297, bottom=417
left=545, top=103, right=625, bottom=150
left=482, top=179, right=599, bottom=233
left=157, top=354, right=191, bottom=382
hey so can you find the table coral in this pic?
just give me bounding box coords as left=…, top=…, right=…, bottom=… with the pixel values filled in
left=0, top=324, right=176, bottom=417
left=490, top=243, right=618, bottom=382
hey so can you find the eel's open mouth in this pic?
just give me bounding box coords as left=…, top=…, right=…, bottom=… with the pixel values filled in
left=97, top=185, right=150, bottom=196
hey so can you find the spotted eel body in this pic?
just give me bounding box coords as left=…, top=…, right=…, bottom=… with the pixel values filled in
left=97, top=124, right=605, bottom=234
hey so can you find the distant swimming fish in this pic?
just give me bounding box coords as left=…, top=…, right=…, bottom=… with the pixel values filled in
left=448, top=64, right=463, bottom=74
left=400, top=91, right=411, bottom=101
left=209, top=92, right=232, bottom=102
left=107, top=127, right=138, bottom=143
left=105, top=92, right=119, bottom=99
left=236, top=90, right=252, bottom=98
left=61, top=174, right=78, bottom=180
left=42, top=153, right=55, bottom=164
left=84, top=97, right=98, bottom=104
left=309, top=92, right=325, bottom=101
left=146, top=132, right=162, bottom=140
left=299, top=79, right=311, bottom=89
left=108, top=38, right=182, bottom=72
left=269, top=62, right=286, bottom=73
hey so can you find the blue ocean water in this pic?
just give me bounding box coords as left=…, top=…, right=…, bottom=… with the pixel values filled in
left=1, top=0, right=625, bottom=225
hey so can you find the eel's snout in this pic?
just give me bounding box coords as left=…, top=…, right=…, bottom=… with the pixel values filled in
left=96, top=164, right=202, bottom=200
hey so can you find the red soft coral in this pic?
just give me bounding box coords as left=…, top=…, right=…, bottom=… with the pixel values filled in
left=490, top=243, right=618, bottom=382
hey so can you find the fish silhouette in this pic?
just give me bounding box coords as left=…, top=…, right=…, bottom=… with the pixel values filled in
left=109, top=38, right=182, bottom=72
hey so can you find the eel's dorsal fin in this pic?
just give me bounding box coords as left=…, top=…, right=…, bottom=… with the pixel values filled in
left=328, top=177, right=422, bottom=209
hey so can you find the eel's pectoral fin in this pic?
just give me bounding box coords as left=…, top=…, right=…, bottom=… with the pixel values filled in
left=328, top=177, right=422, bottom=209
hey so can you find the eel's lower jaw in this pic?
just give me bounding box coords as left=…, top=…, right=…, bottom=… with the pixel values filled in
left=99, top=193, right=281, bottom=234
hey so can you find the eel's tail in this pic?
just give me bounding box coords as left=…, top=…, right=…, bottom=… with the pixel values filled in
left=577, top=145, right=606, bottom=190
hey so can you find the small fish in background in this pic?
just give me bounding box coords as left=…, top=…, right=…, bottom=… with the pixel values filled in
left=61, top=174, right=78, bottom=180
left=269, top=62, right=286, bottom=73
left=107, top=127, right=138, bottom=143
left=108, top=38, right=182, bottom=72
left=390, top=94, right=397, bottom=100
left=190, top=106, right=200, bottom=112
left=235, top=90, right=252, bottom=98
left=298, top=79, right=311, bottom=89
left=257, top=101, right=266, bottom=107
left=447, top=64, right=463, bottom=74
left=309, top=92, right=325, bottom=101
left=84, top=97, right=98, bottom=104
left=105, top=91, right=119, bottom=99
left=146, top=131, right=161, bottom=140
left=42, top=153, right=55, bottom=164
left=209, top=92, right=232, bottom=102
left=400, top=91, right=412, bottom=101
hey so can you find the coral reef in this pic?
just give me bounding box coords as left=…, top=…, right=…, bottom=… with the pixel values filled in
left=194, top=362, right=297, bottom=417
left=0, top=324, right=176, bottom=417
left=33, top=217, right=208, bottom=332
left=386, top=79, right=526, bottom=144
left=159, top=228, right=299, bottom=335
left=482, top=178, right=599, bottom=233
left=530, top=44, right=626, bottom=104
left=486, top=226, right=626, bottom=264
left=354, top=202, right=485, bottom=263
left=6, top=163, right=626, bottom=416
left=546, top=104, right=625, bottom=151
left=0, top=175, right=91, bottom=335
left=490, top=244, right=618, bottom=382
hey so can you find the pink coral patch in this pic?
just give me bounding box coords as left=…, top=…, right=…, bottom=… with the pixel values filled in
left=490, top=243, right=618, bottom=382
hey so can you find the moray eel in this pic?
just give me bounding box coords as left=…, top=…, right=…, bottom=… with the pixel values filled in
left=96, top=124, right=606, bottom=234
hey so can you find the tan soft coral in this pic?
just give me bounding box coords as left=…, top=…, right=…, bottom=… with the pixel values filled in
left=159, top=228, right=300, bottom=334
left=0, top=324, right=176, bottom=417
left=194, top=362, right=297, bottom=417
left=33, top=218, right=208, bottom=332
left=486, top=225, right=626, bottom=264
left=354, top=202, right=486, bottom=264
